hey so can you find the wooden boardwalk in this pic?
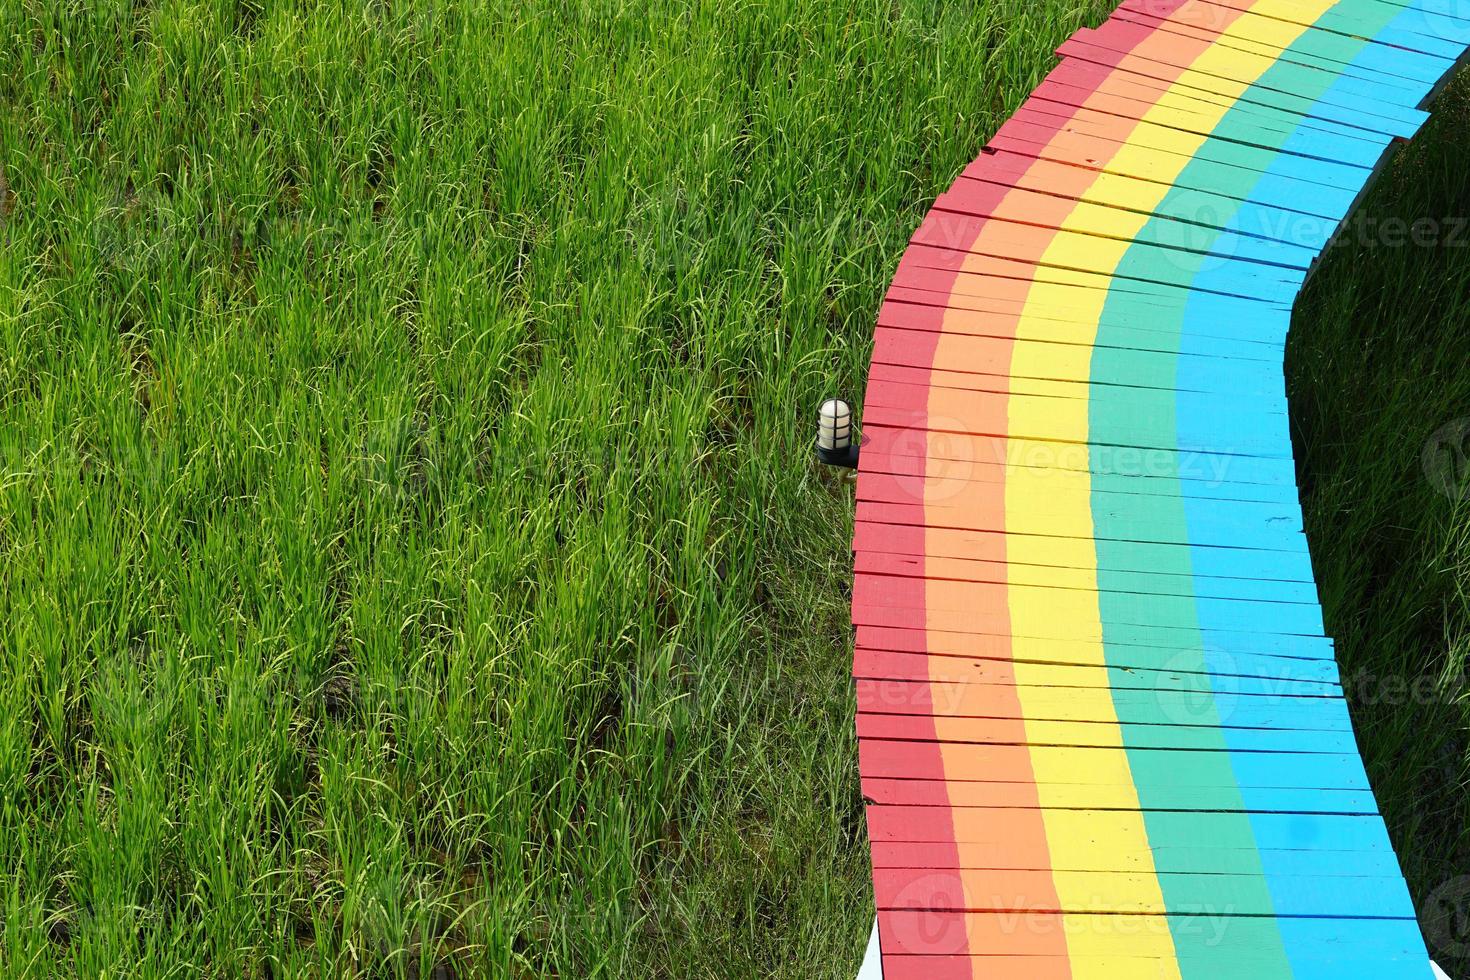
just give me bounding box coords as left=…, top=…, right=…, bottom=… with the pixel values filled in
left=851, top=2, right=1470, bottom=977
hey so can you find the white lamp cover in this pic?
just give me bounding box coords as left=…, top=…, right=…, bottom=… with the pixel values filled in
left=819, top=398, right=852, bottom=451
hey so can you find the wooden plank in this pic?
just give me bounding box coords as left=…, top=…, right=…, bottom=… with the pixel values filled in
left=853, top=648, right=1341, bottom=693
left=871, top=326, right=1290, bottom=394
left=877, top=953, right=1432, bottom=980
left=855, top=444, right=1302, bottom=505
left=879, top=287, right=1289, bottom=349
left=853, top=497, right=1309, bottom=554
left=856, top=713, right=1355, bottom=753
left=866, top=806, right=1394, bottom=851
left=859, top=741, right=1373, bottom=790
left=851, top=520, right=1319, bottom=582
left=869, top=840, right=1406, bottom=876
left=860, top=777, right=1375, bottom=813
left=876, top=911, right=1426, bottom=959
left=853, top=543, right=1317, bottom=604
left=854, top=568, right=1323, bottom=629
left=872, top=867, right=1415, bottom=916
left=855, top=622, right=1339, bottom=669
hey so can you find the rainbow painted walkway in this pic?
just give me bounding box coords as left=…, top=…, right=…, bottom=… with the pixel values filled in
left=850, top=2, right=1470, bottom=977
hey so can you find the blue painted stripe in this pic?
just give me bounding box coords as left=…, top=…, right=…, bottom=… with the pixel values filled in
left=1092, top=2, right=1442, bottom=974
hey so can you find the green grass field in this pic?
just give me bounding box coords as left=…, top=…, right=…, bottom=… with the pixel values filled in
left=1, top=1, right=1467, bottom=977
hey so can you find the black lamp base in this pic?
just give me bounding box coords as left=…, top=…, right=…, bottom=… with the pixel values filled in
left=816, top=442, right=860, bottom=470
